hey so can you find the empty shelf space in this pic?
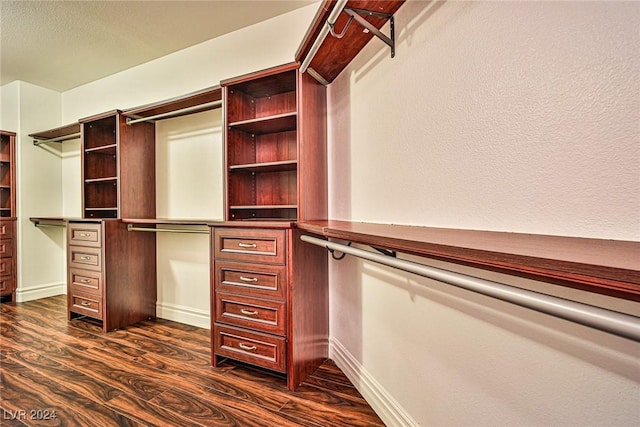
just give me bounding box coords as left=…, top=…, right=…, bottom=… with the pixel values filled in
left=228, top=112, right=297, bottom=134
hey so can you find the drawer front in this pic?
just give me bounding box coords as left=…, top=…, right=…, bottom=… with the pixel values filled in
left=69, top=292, right=103, bottom=320
left=68, top=223, right=101, bottom=248
left=0, top=221, right=14, bottom=239
left=215, top=292, right=286, bottom=335
left=0, top=258, right=12, bottom=277
left=68, top=246, right=101, bottom=271
left=215, top=261, right=286, bottom=299
left=214, top=324, right=286, bottom=373
left=214, top=228, right=286, bottom=265
left=0, top=277, right=14, bottom=294
left=69, top=268, right=102, bottom=296
left=0, top=239, right=13, bottom=258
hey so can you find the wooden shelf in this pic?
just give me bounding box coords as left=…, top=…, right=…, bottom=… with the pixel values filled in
left=229, top=160, right=298, bottom=173
left=29, top=122, right=80, bottom=142
left=85, top=144, right=117, bottom=154
left=296, top=0, right=406, bottom=84
left=85, top=177, right=118, bottom=184
left=229, top=113, right=297, bottom=135
left=123, top=85, right=222, bottom=122
left=297, top=220, right=640, bottom=301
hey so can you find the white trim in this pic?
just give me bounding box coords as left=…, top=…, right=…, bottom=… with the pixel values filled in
left=16, top=282, right=66, bottom=302
left=330, top=337, right=419, bottom=427
left=156, top=301, right=210, bottom=329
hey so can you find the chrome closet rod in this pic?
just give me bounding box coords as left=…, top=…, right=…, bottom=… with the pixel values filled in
left=127, top=224, right=209, bottom=235
left=300, top=0, right=349, bottom=73
left=300, top=234, right=640, bottom=342
left=33, top=132, right=81, bottom=146
left=125, top=100, right=223, bottom=125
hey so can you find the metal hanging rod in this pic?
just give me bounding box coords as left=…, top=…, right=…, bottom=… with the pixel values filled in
left=125, top=100, right=223, bottom=125
left=300, top=234, right=640, bottom=342
left=33, top=132, right=81, bottom=146
left=127, top=224, right=209, bottom=235
left=300, top=0, right=349, bottom=73
left=34, top=223, right=66, bottom=228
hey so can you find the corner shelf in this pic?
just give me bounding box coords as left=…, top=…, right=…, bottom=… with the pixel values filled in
left=30, top=122, right=81, bottom=146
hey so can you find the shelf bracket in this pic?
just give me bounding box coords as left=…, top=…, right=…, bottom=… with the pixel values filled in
left=340, top=7, right=395, bottom=59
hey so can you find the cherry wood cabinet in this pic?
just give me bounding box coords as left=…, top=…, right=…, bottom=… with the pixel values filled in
left=212, top=63, right=329, bottom=390
left=67, top=220, right=156, bottom=332
left=0, top=131, right=17, bottom=301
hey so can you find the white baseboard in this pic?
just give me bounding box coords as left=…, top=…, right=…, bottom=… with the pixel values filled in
left=16, top=282, right=66, bottom=302
left=156, top=301, right=210, bottom=329
left=330, top=337, right=419, bottom=427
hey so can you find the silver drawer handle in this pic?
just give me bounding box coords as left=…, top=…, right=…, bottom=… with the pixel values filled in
left=238, top=343, right=257, bottom=351
left=240, top=309, right=258, bottom=316
left=79, top=256, right=91, bottom=261
left=78, top=233, right=91, bottom=237
left=81, top=301, right=92, bottom=306
left=80, top=279, right=91, bottom=283
left=239, top=276, right=258, bottom=282
left=238, top=242, right=257, bottom=248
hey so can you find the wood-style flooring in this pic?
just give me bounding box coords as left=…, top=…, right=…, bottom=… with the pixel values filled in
left=0, top=295, right=384, bottom=426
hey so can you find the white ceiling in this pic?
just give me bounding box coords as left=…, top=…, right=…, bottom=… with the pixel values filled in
left=0, top=0, right=317, bottom=92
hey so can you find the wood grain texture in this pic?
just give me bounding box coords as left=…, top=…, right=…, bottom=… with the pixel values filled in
left=0, top=295, right=384, bottom=426
left=297, top=220, right=640, bottom=300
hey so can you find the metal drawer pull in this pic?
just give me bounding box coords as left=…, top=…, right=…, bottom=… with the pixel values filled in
left=80, top=301, right=92, bottom=306
left=79, top=256, right=91, bottom=261
left=238, top=242, right=257, bottom=248
left=238, top=343, right=257, bottom=351
left=240, top=309, right=258, bottom=316
left=78, top=233, right=91, bottom=237
left=80, top=278, right=91, bottom=283
left=239, top=276, right=258, bottom=282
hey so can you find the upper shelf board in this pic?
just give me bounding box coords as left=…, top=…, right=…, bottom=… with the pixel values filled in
left=29, top=123, right=81, bottom=144
left=295, top=0, right=406, bottom=84
left=123, top=86, right=222, bottom=123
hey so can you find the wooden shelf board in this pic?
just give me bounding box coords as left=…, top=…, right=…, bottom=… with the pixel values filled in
left=85, top=144, right=117, bottom=154
left=123, top=86, right=222, bottom=120
left=229, top=112, right=297, bottom=135
left=85, top=177, right=118, bottom=184
left=29, top=123, right=80, bottom=141
left=297, top=220, right=640, bottom=300
left=123, top=218, right=216, bottom=226
left=231, top=205, right=298, bottom=210
left=229, top=160, right=298, bottom=173
left=296, top=0, right=406, bottom=84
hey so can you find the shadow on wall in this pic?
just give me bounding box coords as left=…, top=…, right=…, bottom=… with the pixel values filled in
left=359, top=254, right=640, bottom=384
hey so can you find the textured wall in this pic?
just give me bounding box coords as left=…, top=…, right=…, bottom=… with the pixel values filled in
left=328, top=1, right=640, bottom=425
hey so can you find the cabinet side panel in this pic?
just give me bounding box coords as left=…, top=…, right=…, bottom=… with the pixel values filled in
left=298, top=72, right=328, bottom=221
left=103, top=220, right=156, bottom=330
left=289, top=228, right=329, bottom=389
left=119, top=118, right=156, bottom=219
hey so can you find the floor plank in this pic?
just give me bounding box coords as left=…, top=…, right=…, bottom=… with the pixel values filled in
left=0, top=296, right=385, bottom=426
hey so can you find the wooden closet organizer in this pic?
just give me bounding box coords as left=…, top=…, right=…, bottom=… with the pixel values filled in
left=0, top=130, right=17, bottom=301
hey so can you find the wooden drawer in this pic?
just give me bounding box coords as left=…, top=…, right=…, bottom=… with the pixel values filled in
left=0, top=257, right=12, bottom=277
left=215, top=292, right=286, bottom=335
left=0, top=239, right=13, bottom=258
left=214, top=324, right=286, bottom=373
left=68, top=223, right=102, bottom=248
left=68, top=246, right=101, bottom=271
left=215, top=261, right=286, bottom=299
left=0, top=277, right=14, bottom=295
left=0, top=221, right=13, bottom=239
left=69, top=292, right=103, bottom=320
left=214, top=228, right=286, bottom=265
left=69, top=268, right=102, bottom=296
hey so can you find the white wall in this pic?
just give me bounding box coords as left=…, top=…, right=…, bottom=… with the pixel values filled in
left=328, top=1, right=640, bottom=426
left=0, top=81, right=67, bottom=301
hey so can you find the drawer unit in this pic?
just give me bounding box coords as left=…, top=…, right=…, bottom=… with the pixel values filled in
left=0, top=277, right=13, bottom=294
left=68, top=246, right=102, bottom=271
left=215, top=261, right=286, bottom=299
left=214, top=324, right=286, bottom=373
left=69, top=292, right=103, bottom=320
left=0, top=221, right=14, bottom=239
left=68, top=223, right=101, bottom=247
left=214, top=292, right=286, bottom=335
left=0, top=239, right=13, bottom=258
left=69, top=268, right=102, bottom=296
left=214, top=228, right=286, bottom=265
left=0, top=257, right=13, bottom=277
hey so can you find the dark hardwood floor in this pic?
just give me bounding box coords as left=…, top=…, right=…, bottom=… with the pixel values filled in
left=0, top=295, right=384, bottom=426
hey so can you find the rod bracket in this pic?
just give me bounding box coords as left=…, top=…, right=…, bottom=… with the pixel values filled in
left=340, top=7, right=395, bottom=59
